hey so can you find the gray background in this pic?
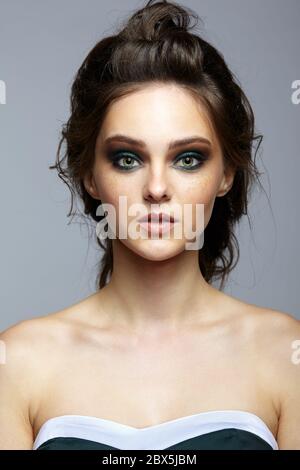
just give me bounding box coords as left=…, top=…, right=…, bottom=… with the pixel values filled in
left=0, top=0, right=299, bottom=332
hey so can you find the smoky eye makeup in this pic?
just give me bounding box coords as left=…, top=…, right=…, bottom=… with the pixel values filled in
left=104, top=146, right=210, bottom=172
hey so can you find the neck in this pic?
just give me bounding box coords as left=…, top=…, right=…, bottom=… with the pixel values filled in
left=95, top=239, right=221, bottom=334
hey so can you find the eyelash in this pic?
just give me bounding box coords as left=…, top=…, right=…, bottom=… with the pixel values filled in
left=108, top=150, right=208, bottom=172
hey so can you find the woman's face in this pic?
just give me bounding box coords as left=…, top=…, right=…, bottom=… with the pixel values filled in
left=84, top=83, right=234, bottom=261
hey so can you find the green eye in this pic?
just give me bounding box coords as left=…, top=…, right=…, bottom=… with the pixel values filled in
left=108, top=150, right=207, bottom=172
left=174, top=152, right=207, bottom=171
left=108, top=151, right=140, bottom=171
left=116, top=154, right=138, bottom=170
left=176, top=155, right=197, bottom=169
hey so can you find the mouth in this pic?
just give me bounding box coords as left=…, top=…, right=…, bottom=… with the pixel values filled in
left=138, top=212, right=177, bottom=224
left=137, top=212, right=178, bottom=236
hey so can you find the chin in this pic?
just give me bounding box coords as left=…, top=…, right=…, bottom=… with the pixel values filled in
left=125, top=238, right=186, bottom=261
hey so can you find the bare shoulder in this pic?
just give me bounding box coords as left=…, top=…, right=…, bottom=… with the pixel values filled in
left=263, top=308, right=300, bottom=450
left=236, top=302, right=300, bottom=375
left=244, top=304, right=300, bottom=449
left=0, top=313, right=71, bottom=400
left=0, top=294, right=99, bottom=359
left=0, top=311, right=73, bottom=358
left=0, top=317, right=55, bottom=449
left=247, top=304, right=300, bottom=346
left=0, top=315, right=58, bottom=379
left=246, top=304, right=300, bottom=360
left=0, top=291, right=104, bottom=372
left=0, top=295, right=100, bottom=448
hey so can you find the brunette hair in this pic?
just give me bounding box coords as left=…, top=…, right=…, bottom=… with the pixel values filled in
left=50, top=0, right=264, bottom=291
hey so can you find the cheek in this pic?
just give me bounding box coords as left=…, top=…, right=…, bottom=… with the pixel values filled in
left=93, top=172, right=139, bottom=234
left=93, top=171, right=132, bottom=207
left=180, top=173, right=220, bottom=231
left=184, top=175, right=217, bottom=204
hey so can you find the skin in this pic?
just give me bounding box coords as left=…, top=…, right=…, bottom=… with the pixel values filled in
left=83, top=82, right=235, bottom=332
left=0, top=83, right=300, bottom=450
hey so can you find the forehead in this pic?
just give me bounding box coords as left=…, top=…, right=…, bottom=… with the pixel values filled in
left=97, top=84, right=217, bottom=149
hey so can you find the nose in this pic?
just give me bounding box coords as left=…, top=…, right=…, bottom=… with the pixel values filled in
left=142, top=166, right=171, bottom=204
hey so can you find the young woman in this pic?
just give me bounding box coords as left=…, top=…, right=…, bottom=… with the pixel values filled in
left=1, top=0, right=299, bottom=450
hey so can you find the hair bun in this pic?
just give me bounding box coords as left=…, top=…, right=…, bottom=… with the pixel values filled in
left=119, top=0, right=199, bottom=41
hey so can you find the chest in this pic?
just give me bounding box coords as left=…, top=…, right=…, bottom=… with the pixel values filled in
left=33, top=334, right=278, bottom=438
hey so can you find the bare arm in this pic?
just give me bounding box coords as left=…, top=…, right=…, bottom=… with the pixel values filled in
left=0, top=322, right=35, bottom=449
left=275, top=315, right=300, bottom=449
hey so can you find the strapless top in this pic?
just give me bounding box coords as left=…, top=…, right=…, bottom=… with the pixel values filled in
left=32, top=409, right=279, bottom=450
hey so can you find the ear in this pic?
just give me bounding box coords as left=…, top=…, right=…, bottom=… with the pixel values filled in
left=83, top=171, right=101, bottom=200
left=216, top=165, right=236, bottom=197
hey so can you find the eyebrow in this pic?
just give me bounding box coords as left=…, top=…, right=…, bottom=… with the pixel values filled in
left=103, top=134, right=212, bottom=150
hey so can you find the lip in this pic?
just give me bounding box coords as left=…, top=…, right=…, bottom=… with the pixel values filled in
left=138, top=212, right=177, bottom=223
left=139, top=219, right=176, bottom=236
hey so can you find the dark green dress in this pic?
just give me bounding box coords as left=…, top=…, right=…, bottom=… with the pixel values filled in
left=33, top=410, right=278, bottom=450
